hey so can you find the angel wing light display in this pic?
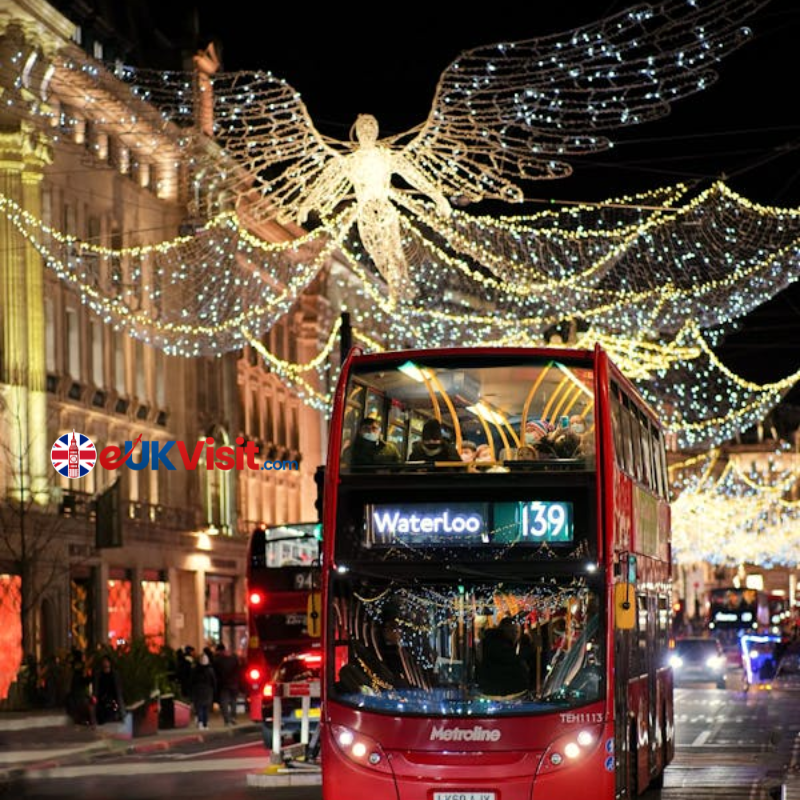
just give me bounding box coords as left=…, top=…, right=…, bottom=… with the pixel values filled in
left=2, top=0, right=796, bottom=453
left=119, top=0, right=769, bottom=301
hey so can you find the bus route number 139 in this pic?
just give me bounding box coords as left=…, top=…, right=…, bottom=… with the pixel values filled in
left=520, top=501, right=573, bottom=543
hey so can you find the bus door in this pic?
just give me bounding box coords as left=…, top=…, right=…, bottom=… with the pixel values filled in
left=614, top=615, right=633, bottom=795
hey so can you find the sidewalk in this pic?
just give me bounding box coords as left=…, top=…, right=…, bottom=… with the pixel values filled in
left=0, top=706, right=259, bottom=783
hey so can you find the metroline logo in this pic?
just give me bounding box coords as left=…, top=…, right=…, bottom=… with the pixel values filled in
left=51, top=433, right=297, bottom=478
left=429, top=725, right=501, bottom=742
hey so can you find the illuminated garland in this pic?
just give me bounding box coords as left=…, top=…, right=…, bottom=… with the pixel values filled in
left=2, top=2, right=797, bottom=563
left=669, top=447, right=800, bottom=566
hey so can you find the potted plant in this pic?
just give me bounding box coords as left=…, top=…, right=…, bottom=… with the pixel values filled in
left=156, top=653, right=192, bottom=729
left=99, top=639, right=172, bottom=737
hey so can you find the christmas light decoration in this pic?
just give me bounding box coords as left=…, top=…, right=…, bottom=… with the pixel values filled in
left=5, top=180, right=796, bottom=447
left=1, top=1, right=796, bottom=563
left=7, top=1, right=768, bottom=302
left=670, top=447, right=800, bottom=566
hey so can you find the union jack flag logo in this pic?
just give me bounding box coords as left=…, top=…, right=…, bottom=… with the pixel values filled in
left=51, top=430, right=96, bottom=479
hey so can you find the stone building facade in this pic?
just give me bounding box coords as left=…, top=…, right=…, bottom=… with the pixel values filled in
left=0, top=0, right=330, bottom=699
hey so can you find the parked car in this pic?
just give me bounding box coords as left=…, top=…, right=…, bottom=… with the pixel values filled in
left=260, top=650, right=322, bottom=749
left=670, top=637, right=727, bottom=689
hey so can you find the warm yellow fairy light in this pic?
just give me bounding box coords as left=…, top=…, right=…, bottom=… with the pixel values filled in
left=670, top=446, right=800, bottom=566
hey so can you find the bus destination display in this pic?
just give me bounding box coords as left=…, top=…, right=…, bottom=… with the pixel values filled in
left=367, top=501, right=573, bottom=546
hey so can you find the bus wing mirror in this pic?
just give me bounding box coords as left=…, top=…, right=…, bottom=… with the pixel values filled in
left=307, top=591, right=322, bottom=638
left=615, top=583, right=635, bottom=630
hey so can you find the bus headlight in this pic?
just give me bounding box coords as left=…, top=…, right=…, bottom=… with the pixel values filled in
left=538, top=725, right=603, bottom=774
left=330, top=724, right=391, bottom=773
left=669, top=655, right=683, bottom=669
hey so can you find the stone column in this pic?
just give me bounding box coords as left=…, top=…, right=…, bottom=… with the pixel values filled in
left=0, top=125, right=51, bottom=503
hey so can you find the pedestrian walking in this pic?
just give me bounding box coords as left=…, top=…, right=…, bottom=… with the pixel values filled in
left=176, top=645, right=195, bottom=699
left=190, top=652, right=216, bottom=729
left=214, top=643, right=241, bottom=725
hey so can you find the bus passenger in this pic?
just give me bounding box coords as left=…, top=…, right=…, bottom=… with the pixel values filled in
left=501, top=419, right=553, bottom=461
left=350, top=418, right=401, bottom=466
left=570, top=415, right=595, bottom=460
left=459, top=440, right=477, bottom=462
left=477, top=618, right=530, bottom=698
left=408, top=419, right=460, bottom=463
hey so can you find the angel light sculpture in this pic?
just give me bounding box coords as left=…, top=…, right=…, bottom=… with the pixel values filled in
left=296, top=113, right=452, bottom=300
left=119, top=0, right=768, bottom=301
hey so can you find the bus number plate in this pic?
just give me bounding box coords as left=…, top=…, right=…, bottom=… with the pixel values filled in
left=433, top=793, right=495, bottom=800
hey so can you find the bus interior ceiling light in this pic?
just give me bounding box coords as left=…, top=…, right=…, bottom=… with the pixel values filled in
left=466, top=402, right=506, bottom=425
left=555, top=363, right=595, bottom=399
left=398, top=361, right=431, bottom=383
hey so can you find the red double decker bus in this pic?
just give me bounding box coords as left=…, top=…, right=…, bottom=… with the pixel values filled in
left=318, top=345, right=673, bottom=799
left=245, top=523, right=321, bottom=721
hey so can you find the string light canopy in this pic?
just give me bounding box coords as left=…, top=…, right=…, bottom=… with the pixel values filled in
left=670, top=448, right=800, bottom=566
left=2, top=1, right=769, bottom=302
left=3, top=180, right=798, bottom=446
left=1, top=3, right=797, bottom=485
left=95, top=0, right=769, bottom=302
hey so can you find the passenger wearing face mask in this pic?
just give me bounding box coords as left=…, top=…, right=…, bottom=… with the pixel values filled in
left=500, top=418, right=553, bottom=461
left=570, top=415, right=595, bottom=461
left=350, top=417, right=402, bottom=466
left=408, top=419, right=460, bottom=464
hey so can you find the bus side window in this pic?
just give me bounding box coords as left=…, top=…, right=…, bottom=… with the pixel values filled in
left=652, top=427, right=666, bottom=500
left=620, top=395, right=637, bottom=478
left=610, top=384, right=625, bottom=472
left=638, top=410, right=653, bottom=490
left=636, top=594, right=649, bottom=676
left=656, top=429, right=671, bottom=502
left=657, top=596, right=670, bottom=655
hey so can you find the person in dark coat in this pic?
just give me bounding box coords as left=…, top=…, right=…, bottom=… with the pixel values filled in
left=350, top=418, right=401, bottom=466
left=477, top=618, right=530, bottom=698
left=93, top=655, right=125, bottom=724
left=190, top=652, right=217, bottom=729
left=408, top=419, right=460, bottom=463
left=214, top=643, right=241, bottom=725
left=176, top=645, right=195, bottom=699
left=65, top=648, right=95, bottom=726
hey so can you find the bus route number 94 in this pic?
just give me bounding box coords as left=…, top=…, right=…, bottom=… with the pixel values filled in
left=293, top=572, right=315, bottom=590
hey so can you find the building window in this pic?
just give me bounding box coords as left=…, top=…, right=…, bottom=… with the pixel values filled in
left=203, top=427, right=233, bottom=534
left=290, top=406, right=299, bottom=451
left=91, top=320, right=104, bottom=387
left=142, top=573, right=168, bottom=652
left=251, top=390, right=261, bottom=439
left=65, top=308, right=80, bottom=379
left=114, top=332, right=125, bottom=395
left=0, top=575, right=22, bottom=702
left=155, top=351, right=165, bottom=408
left=107, top=576, right=132, bottom=647
left=135, top=341, right=146, bottom=399
left=278, top=400, right=287, bottom=447
left=265, top=395, right=274, bottom=443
